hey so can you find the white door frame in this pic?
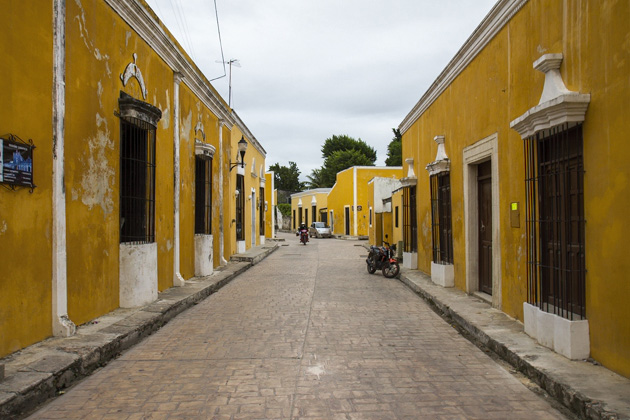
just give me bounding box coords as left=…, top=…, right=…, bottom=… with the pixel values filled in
left=463, top=133, right=502, bottom=309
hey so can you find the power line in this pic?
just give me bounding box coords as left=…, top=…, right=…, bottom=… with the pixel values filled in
left=175, top=0, right=197, bottom=59
left=167, top=0, right=196, bottom=60
left=209, top=0, right=227, bottom=82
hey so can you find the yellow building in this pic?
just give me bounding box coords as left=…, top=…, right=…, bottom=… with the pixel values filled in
left=367, top=175, right=403, bottom=250
left=327, top=167, right=402, bottom=237
left=264, top=171, right=276, bottom=239
left=229, top=113, right=268, bottom=254
left=399, top=0, right=630, bottom=377
left=0, top=0, right=266, bottom=358
left=290, top=188, right=332, bottom=231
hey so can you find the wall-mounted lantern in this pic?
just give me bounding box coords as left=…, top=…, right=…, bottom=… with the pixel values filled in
left=229, top=136, right=248, bottom=171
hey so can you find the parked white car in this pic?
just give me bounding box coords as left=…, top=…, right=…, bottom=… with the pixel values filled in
left=309, top=222, right=332, bottom=238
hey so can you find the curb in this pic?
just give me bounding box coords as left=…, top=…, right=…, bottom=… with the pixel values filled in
left=0, top=244, right=278, bottom=420
left=397, top=270, right=629, bottom=420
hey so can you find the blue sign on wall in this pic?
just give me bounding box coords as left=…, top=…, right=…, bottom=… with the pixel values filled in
left=0, top=134, right=35, bottom=189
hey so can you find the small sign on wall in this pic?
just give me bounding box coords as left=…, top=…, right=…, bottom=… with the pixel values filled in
left=510, top=202, right=520, bottom=228
left=1, top=134, right=35, bottom=190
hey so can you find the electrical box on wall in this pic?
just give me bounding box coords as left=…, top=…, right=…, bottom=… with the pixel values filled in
left=510, top=202, right=520, bottom=228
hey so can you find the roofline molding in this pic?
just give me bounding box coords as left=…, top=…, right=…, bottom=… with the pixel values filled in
left=232, top=111, right=266, bottom=158
left=104, top=0, right=236, bottom=127
left=398, top=0, right=528, bottom=134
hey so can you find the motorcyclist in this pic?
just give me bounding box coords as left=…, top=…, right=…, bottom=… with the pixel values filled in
left=297, top=223, right=309, bottom=242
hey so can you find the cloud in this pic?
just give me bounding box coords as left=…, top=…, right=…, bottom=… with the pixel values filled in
left=145, top=0, right=498, bottom=176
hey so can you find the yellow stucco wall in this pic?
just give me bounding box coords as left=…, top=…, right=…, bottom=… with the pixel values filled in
left=229, top=128, right=266, bottom=252
left=64, top=0, right=178, bottom=324
left=0, top=2, right=54, bottom=357
left=177, top=83, right=222, bottom=278
left=391, top=190, right=403, bottom=249
left=290, top=190, right=330, bottom=230
left=367, top=175, right=403, bottom=247
left=264, top=172, right=275, bottom=238
left=327, top=167, right=403, bottom=237
left=1, top=0, right=265, bottom=359
left=567, top=0, right=630, bottom=378
left=401, top=0, right=630, bottom=377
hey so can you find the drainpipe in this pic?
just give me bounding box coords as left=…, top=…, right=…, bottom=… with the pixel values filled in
left=52, top=0, right=75, bottom=336
left=172, top=72, right=185, bottom=286
left=218, top=120, right=227, bottom=265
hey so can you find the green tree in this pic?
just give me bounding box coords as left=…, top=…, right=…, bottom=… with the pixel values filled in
left=311, top=134, right=377, bottom=187
left=321, top=134, right=377, bottom=163
left=277, top=203, right=291, bottom=217
left=319, top=149, right=374, bottom=187
left=305, top=167, right=326, bottom=189
left=385, top=128, right=402, bottom=166
left=268, top=161, right=305, bottom=191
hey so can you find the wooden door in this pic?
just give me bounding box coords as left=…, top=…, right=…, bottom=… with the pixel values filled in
left=345, top=207, right=350, bottom=235
left=478, top=161, right=492, bottom=295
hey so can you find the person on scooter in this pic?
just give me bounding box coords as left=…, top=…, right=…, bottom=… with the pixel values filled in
left=297, top=223, right=309, bottom=243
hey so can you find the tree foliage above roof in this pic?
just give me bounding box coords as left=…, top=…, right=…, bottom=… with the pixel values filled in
left=306, top=135, right=377, bottom=188
left=385, top=128, right=402, bottom=167
left=268, top=161, right=305, bottom=192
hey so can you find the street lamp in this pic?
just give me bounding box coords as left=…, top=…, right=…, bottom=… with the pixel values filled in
left=230, top=136, right=248, bottom=171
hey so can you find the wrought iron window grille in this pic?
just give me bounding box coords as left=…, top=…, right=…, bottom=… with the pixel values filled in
left=525, top=122, right=586, bottom=320
left=235, top=174, right=245, bottom=241
left=402, top=186, right=418, bottom=253
left=430, top=173, right=453, bottom=264
left=195, top=156, right=212, bottom=235
left=117, top=92, right=161, bottom=245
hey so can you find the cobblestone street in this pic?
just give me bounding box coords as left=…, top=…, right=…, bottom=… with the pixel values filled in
left=29, top=233, right=570, bottom=419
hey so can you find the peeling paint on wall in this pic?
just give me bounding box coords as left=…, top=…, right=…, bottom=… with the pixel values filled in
left=160, top=89, right=170, bottom=130
left=73, top=0, right=111, bottom=75
left=73, top=113, right=115, bottom=216
left=97, top=80, right=103, bottom=108
left=180, top=110, right=193, bottom=196
left=0, top=220, right=7, bottom=235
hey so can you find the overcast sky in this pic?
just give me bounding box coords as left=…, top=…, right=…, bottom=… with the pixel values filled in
left=144, top=0, right=498, bottom=180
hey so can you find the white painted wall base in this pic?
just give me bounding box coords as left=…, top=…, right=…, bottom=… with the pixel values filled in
left=260, top=235, right=265, bottom=246
left=431, top=262, right=454, bottom=287
left=523, top=302, right=590, bottom=360
left=194, top=234, right=213, bottom=277
left=523, top=301, right=538, bottom=338
left=237, top=240, right=246, bottom=254
left=402, top=252, right=418, bottom=269
left=554, top=315, right=590, bottom=360
left=537, top=309, right=556, bottom=349
left=120, top=243, right=158, bottom=308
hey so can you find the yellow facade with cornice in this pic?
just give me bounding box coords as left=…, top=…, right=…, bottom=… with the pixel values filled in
left=0, top=0, right=265, bottom=359
left=400, top=0, right=630, bottom=377
left=327, top=167, right=402, bottom=237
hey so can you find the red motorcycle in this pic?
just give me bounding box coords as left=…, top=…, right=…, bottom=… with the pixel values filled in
left=298, top=227, right=309, bottom=245
left=366, top=237, right=399, bottom=278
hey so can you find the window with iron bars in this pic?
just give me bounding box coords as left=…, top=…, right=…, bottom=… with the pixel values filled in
left=236, top=174, right=245, bottom=241
left=402, top=186, right=417, bottom=253
left=525, top=123, right=586, bottom=320
left=430, top=172, right=453, bottom=264
left=120, top=116, right=156, bottom=244
left=195, top=156, right=212, bottom=235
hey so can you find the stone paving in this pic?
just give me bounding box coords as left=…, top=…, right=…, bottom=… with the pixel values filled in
left=28, top=233, right=570, bottom=419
